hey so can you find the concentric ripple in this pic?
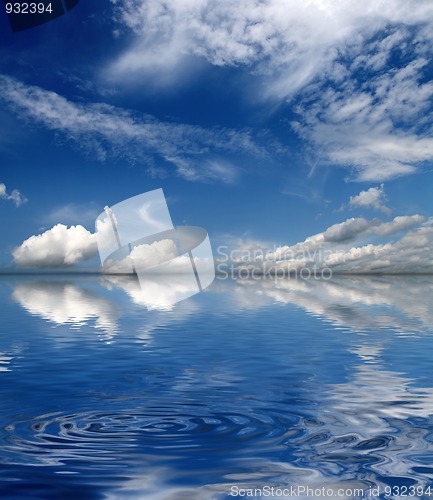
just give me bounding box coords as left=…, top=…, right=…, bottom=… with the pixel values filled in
left=1, top=406, right=297, bottom=467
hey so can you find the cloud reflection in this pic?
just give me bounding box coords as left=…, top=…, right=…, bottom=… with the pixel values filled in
left=12, top=275, right=433, bottom=339
left=13, top=280, right=119, bottom=337
left=6, top=274, right=433, bottom=494
left=226, top=275, right=433, bottom=334
left=224, top=275, right=433, bottom=483
left=11, top=277, right=199, bottom=345
left=100, top=274, right=201, bottom=312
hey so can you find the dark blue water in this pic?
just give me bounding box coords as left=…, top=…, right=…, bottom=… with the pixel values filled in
left=1, top=275, right=433, bottom=499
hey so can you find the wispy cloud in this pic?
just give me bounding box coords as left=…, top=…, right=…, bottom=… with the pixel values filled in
left=109, top=1, right=433, bottom=182
left=292, top=37, right=433, bottom=181
left=47, top=202, right=100, bottom=226
left=110, top=1, right=433, bottom=95
left=0, top=75, right=272, bottom=183
left=112, top=0, right=433, bottom=84
left=0, top=182, right=27, bottom=207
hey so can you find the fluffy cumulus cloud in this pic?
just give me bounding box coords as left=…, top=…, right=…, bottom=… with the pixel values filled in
left=222, top=214, right=432, bottom=274
left=0, top=75, right=276, bottom=183
left=110, top=0, right=433, bottom=182
left=346, top=184, right=391, bottom=215
left=130, top=239, right=177, bottom=268
left=374, top=215, right=425, bottom=237
left=103, top=239, right=178, bottom=274
left=0, top=182, right=27, bottom=207
left=323, top=218, right=371, bottom=243
left=13, top=224, right=98, bottom=268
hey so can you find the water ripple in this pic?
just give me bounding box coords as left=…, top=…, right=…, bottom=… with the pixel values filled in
left=1, top=407, right=297, bottom=467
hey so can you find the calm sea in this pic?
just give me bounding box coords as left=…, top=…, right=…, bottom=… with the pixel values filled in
left=0, top=275, right=433, bottom=499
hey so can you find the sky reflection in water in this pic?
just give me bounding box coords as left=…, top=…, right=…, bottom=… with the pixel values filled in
left=1, top=275, right=433, bottom=499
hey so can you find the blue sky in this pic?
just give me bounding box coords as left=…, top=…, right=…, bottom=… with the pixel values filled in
left=1, top=0, right=433, bottom=272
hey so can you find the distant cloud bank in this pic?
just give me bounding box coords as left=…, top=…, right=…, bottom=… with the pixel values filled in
left=11, top=210, right=433, bottom=273
left=219, top=214, right=433, bottom=274
left=8, top=170, right=432, bottom=275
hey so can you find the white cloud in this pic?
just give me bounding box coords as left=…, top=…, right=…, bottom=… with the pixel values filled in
left=320, top=214, right=422, bottom=244
left=0, top=182, right=27, bottom=207
left=0, top=75, right=272, bottom=183
left=131, top=239, right=177, bottom=268
left=292, top=53, right=433, bottom=181
left=12, top=224, right=98, bottom=268
left=110, top=1, right=433, bottom=91
left=108, top=1, right=433, bottom=182
left=5, top=1, right=433, bottom=184
left=104, top=239, right=178, bottom=274
left=374, top=215, right=425, bottom=237
left=323, top=217, right=371, bottom=243
left=323, top=243, right=392, bottom=269
left=347, top=184, right=391, bottom=215
left=223, top=214, right=430, bottom=274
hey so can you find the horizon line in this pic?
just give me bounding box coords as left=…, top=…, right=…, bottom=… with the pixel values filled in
left=1, top=271, right=433, bottom=277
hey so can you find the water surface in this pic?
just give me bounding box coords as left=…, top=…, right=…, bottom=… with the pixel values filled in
left=1, top=275, right=433, bottom=499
